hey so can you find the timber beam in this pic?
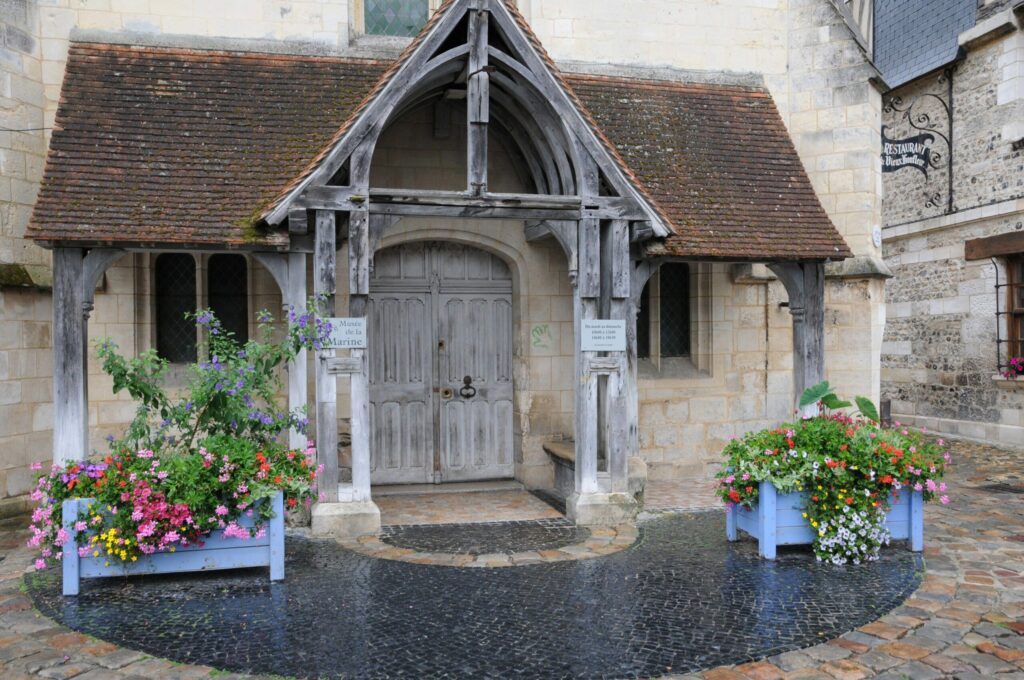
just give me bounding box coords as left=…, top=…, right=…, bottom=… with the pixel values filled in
left=292, top=187, right=648, bottom=220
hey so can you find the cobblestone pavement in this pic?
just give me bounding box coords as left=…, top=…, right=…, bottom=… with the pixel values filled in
left=0, top=438, right=1021, bottom=678
left=645, top=478, right=720, bottom=512
left=345, top=518, right=638, bottom=566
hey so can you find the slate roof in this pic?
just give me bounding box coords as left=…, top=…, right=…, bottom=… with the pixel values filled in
left=873, top=0, right=976, bottom=88
left=28, top=41, right=850, bottom=261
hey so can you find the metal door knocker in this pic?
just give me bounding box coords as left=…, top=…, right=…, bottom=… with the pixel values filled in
left=459, top=375, right=477, bottom=399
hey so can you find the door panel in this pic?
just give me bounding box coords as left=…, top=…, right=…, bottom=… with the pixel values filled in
left=368, top=242, right=513, bottom=484
left=367, top=291, right=433, bottom=484
left=438, top=292, right=515, bottom=481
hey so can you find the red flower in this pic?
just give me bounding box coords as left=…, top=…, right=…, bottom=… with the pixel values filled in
left=728, top=488, right=741, bottom=503
left=287, top=497, right=298, bottom=508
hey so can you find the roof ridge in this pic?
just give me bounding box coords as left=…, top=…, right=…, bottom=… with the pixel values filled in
left=68, top=40, right=392, bottom=66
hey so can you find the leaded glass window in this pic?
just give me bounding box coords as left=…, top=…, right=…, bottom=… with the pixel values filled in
left=208, top=254, right=249, bottom=344
left=155, top=254, right=197, bottom=363
left=364, top=0, right=429, bottom=37
left=658, top=263, right=690, bottom=358
left=636, top=263, right=691, bottom=362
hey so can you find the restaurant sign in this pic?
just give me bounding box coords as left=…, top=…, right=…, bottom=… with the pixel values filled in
left=881, top=126, right=934, bottom=176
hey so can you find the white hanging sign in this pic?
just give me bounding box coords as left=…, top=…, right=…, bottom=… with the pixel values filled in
left=325, top=317, right=367, bottom=349
left=581, top=320, right=626, bottom=352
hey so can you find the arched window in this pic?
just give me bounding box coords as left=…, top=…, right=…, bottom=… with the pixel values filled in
left=208, top=254, right=249, bottom=344
left=637, top=263, right=691, bottom=361
left=155, top=253, right=197, bottom=363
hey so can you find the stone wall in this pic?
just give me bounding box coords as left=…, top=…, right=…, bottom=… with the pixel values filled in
left=881, top=13, right=1024, bottom=446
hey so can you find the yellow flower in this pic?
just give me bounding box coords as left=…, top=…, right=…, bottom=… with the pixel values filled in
left=92, top=551, right=99, bottom=557
left=131, top=556, right=137, bottom=562
left=802, top=512, right=808, bottom=518
left=169, top=547, right=176, bottom=553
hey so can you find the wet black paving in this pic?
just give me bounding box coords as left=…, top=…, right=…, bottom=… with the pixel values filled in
left=380, top=518, right=590, bottom=554
left=25, top=512, right=923, bottom=679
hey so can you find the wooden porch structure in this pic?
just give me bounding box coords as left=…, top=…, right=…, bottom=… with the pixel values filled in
left=34, top=0, right=848, bottom=536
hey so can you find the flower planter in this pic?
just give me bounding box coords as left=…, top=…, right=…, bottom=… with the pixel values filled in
left=726, top=482, right=923, bottom=559
left=60, top=491, right=285, bottom=596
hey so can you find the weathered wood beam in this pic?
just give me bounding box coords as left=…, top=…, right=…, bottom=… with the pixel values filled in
left=292, top=187, right=649, bottom=220
left=490, top=70, right=576, bottom=195
left=52, top=248, right=87, bottom=465
left=314, top=211, right=339, bottom=503
left=491, top=91, right=560, bottom=193
left=81, top=248, right=126, bottom=315
left=253, top=252, right=309, bottom=450
left=264, top=4, right=467, bottom=224
left=484, top=5, right=671, bottom=236
left=288, top=209, right=309, bottom=235
left=768, top=262, right=826, bottom=417
left=467, top=7, right=489, bottom=195
left=605, top=220, right=630, bottom=493
left=346, top=138, right=373, bottom=504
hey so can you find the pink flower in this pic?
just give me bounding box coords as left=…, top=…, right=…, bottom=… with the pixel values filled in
left=74, top=521, right=87, bottom=532
left=136, top=449, right=154, bottom=459
left=78, top=546, right=90, bottom=557
left=30, top=461, right=42, bottom=471
left=215, top=505, right=228, bottom=516
left=937, top=438, right=944, bottom=446
left=913, top=482, right=923, bottom=491
left=925, top=479, right=938, bottom=492
left=34, top=559, right=45, bottom=570
left=939, top=482, right=947, bottom=492
left=163, top=531, right=180, bottom=544
left=940, top=495, right=950, bottom=505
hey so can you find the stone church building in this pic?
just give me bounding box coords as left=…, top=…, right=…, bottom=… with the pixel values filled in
left=879, top=0, right=1024, bottom=445
left=0, top=0, right=888, bottom=528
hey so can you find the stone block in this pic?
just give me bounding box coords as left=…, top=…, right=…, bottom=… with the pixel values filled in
left=566, top=491, right=637, bottom=526
left=311, top=501, right=381, bottom=538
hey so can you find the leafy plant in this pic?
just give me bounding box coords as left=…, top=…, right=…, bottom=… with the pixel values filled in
left=27, top=302, right=333, bottom=570
left=799, top=380, right=879, bottom=423
left=96, top=303, right=330, bottom=455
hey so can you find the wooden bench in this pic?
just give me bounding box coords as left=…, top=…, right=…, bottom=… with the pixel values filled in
left=543, top=440, right=576, bottom=501
left=543, top=439, right=646, bottom=503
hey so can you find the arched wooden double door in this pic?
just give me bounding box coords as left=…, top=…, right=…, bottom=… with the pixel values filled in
left=368, top=242, right=514, bottom=484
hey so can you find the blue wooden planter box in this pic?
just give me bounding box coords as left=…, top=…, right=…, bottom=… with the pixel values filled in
left=61, top=491, right=285, bottom=595
left=726, top=481, right=924, bottom=559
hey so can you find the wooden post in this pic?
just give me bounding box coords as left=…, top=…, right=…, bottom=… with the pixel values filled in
left=628, top=260, right=659, bottom=462
left=52, top=247, right=87, bottom=465
left=348, top=207, right=371, bottom=502
left=254, top=251, right=309, bottom=451
left=574, top=216, right=600, bottom=496
left=467, top=7, right=489, bottom=195
left=606, top=219, right=630, bottom=492
left=910, top=490, right=924, bottom=551
left=314, top=211, right=339, bottom=503
left=758, top=481, right=778, bottom=560
left=287, top=253, right=308, bottom=450
left=768, top=262, right=826, bottom=417
left=62, top=498, right=80, bottom=595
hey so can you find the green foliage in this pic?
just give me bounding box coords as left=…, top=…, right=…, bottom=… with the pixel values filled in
left=855, top=396, right=880, bottom=423
left=799, top=380, right=880, bottom=423
left=799, top=381, right=833, bottom=408
left=95, top=305, right=329, bottom=455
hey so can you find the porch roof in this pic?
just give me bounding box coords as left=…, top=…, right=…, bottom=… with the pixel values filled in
left=27, top=41, right=851, bottom=261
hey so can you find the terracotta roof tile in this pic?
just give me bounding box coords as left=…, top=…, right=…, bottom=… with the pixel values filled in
left=565, top=74, right=852, bottom=261
left=29, top=38, right=850, bottom=261
left=28, top=42, right=388, bottom=247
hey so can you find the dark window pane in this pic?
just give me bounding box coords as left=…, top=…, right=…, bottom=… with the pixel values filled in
left=637, top=281, right=650, bottom=359
left=365, top=0, right=429, bottom=37
left=659, top=263, right=690, bottom=358
left=155, top=254, right=197, bottom=363
left=208, top=255, right=248, bottom=344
